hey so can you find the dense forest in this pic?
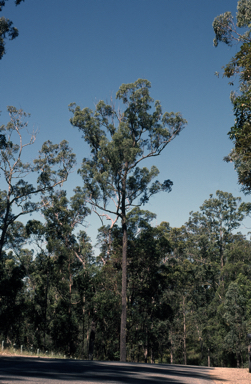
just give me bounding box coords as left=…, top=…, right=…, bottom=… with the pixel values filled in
left=1, top=0, right=251, bottom=368
left=1, top=97, right=251, bottom=367
left=1, top=173, right=251, bottom=367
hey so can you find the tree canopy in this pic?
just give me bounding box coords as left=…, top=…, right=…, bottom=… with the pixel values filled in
left=69, top=78, right=187, bottom=361
left=213, top=0, right=251, bottom=193
left=0, top=0, right=25, bottom=59
left=0, top=106, right=76, bottom=259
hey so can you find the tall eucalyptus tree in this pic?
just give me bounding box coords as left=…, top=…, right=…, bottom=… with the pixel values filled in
left=69, top=79, right=187, bottom=361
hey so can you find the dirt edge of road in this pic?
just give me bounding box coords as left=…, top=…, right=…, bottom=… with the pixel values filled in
left=210, top=367, right=250, bottom=383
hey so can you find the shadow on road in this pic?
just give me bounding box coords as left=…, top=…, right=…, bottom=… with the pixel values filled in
left=0, top=356, right=213, bottom=383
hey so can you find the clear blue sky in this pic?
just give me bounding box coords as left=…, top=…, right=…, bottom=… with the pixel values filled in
left=1, top=0, right=250, bottom=248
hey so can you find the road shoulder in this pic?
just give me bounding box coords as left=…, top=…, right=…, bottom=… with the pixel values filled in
left=209, top=367, right=250, bottom=384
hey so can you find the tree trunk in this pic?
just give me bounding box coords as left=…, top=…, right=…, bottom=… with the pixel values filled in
left=43, top=264, right=49, bottom=351
left=82, top=296, right=85, bottom=358
left=151, top=348, right=154, bottom=364
left=219, top=228, right=225, bottom=286
left=86, top=315, right=90, bottom=357
left=68, top=255, right=73, bottom=356
left=170, top=331, right=174, bottom=364
left=236, top=353, right=240, bottom=368
left=120, top=187, right=127, bottom=362
left=144, top=328, right=148, bottom=363
left=208, top=348, right=210, bottom=367
left=0, top=225, right=7, bottom=260
left=88, top=321, right=95, bottom=360
left=183, top=296, right=187, bottom=365
left=0, top=200, right=11, bottom=260
left=144, top=346, right=148, bottom=363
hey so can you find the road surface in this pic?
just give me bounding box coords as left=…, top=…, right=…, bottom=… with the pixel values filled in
left=0, top=356, right=214, bottom=383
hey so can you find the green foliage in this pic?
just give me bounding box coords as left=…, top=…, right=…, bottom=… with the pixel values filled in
left=213, top=12, right=235, bottom=47
left=213, top=2, right=251, bottom=193
left=213, top=0, right=251, bottom=47
left=160, top=190, right=251, bottom=366
left=222, top=281, right=247, bottom=366
left=69, top=79, right=186, bottom=217
left=0, top=0, right=25, bottom=59
left=0, top=247, right=27, bottom=343
left=16, top=189, right=94, bottom=356
left=0, top=106, right=76, bottom=259
left=220, top=40, right=251, bottom=192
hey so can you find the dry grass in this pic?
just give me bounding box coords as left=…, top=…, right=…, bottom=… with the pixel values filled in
left=210, top=367, right=251, bottom=384
left=0, top=348, right=62, bottom=359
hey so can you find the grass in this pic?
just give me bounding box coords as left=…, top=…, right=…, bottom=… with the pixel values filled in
left=0, top=346, right=68, bottom=359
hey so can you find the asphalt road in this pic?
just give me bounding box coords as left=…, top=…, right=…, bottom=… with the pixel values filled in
left=0, top=356, right=214, bottom=384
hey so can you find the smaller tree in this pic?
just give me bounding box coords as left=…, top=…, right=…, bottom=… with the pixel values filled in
left=25, top=189, right=93, bottom=355
left=186, top=191, right=245, bottom=278
left=223, top=282, right=247, bottom=367
left=0, top=106, right=76, bottom=259
left=126, top=208, right=172, bottom=363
